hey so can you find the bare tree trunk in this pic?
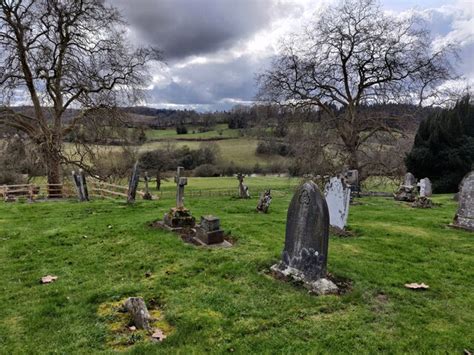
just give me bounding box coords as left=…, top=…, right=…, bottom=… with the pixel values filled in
left=44, top=145, right=62, bottom=198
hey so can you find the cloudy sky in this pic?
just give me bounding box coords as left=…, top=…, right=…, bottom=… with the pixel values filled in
left=113, top=0, right=474, bottom=111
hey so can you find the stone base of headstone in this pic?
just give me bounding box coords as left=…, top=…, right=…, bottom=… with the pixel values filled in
left=163, top=207, right=196, bottom=230
left=394, top=186, right=417, bottom=202
left=329, top=225, right=354, bottom=237
left=412, top=196, right=433, bottom=209
left=270, top=262, right=338, bottom=295
left=195, top=215, right=225, bottom=245
left=451, top=216, right=474, bottom=232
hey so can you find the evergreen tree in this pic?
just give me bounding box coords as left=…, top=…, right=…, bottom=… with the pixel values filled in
left=406, top=96, right=474, bottom=192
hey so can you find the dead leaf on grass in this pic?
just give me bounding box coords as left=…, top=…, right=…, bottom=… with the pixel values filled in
left=40, top=275, right=58, bottom=284
left=151, top=328, right=167, bottom=342
left=404, top=282, right=429, bottom=290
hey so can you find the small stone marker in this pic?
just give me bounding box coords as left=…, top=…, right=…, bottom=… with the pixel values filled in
left=237, top=173, right=250, bottom=199
left=196, top=215, right=225, bottom=245
left=453, top=171, right=474, bottom=231
left=271, top=181, right=338, bottom=295
left=256, top=189, right=272, bottom=213
left=418, top=178, right=432, bottom=197
left=127, top=162, right=140, bottom=203
left=324, top=176, right=351, bottom=230
left=143, top=171, right=152, bottom=200
left=123, top=297, right=151, bottom=331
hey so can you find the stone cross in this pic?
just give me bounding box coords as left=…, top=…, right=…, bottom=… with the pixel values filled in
left=237, top=173, right=250, bottom=199
left=324, top=176, right=351, bottom=229
left=127, top=162, right=140, bottom=203
left=174, top=166, right=187, bottom=208
left=418, top=178, right=432, bottom=197
left=274, top=181, right=330, bottom=282
left=453, top=171, right=474, bottom=231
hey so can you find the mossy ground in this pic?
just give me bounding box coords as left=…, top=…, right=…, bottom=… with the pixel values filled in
left=0, top=179, right=473, bottom=353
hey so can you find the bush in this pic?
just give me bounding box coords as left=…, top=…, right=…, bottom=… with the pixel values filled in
left=194, top=164, right=220, bottom=177
left=256, top=140, right=292, bottom=157
left=176, top=124, right=188, bottom=134
left=406, top=95, right=474, bottom=192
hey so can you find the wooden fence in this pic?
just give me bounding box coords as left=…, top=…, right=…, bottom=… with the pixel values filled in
left=1, top=182, right=74, bottom=201
left=88, top=181, right=151, bottom=200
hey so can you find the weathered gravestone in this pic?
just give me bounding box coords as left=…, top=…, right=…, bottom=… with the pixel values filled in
left=324, top=176, right=351, bottom=230
left=271, top=181, right=338, bottom=295
left=256, top=189, right=272, bottom=213
left=127, top=162, right=140, bottom=203
left=195, top=215, right=225, bottom=245
left=394, top=172, right=417, bottom=202
left=237, top=173, right=250, bottom=199
left=413, top=177, right=433, bottom=208
left=72, top=169, right=89, bottom=202
left=143, top=171, right=152, bottom=200
left=344, top=169, right=360, bottom=195
left=418, top=178, right=432, bottom=197
left=452, top=171, right=474, bottom=231
left=163, top=167, right=196, bottom=229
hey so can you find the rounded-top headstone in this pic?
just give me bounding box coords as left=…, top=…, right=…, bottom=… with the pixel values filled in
left=454, top=171, right=474, bottom=231
left=282, top=181, right=329, bottom=281
left=404, top=172, right=416, bottom=187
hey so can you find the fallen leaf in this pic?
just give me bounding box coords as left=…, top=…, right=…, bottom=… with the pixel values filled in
left=404, top=282, right=429, bottom=290
left=41, top=275, right=58, bottom=284
left=108, top=225, right=112, bottom=229
left=128, top=326, right=136, bottom=331
left=151, top=328, right=167, bottom=342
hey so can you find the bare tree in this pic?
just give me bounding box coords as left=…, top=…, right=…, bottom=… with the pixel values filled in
left=0, top=0, right=160, bottom=194
left=258, top=0, right=456, bottom=176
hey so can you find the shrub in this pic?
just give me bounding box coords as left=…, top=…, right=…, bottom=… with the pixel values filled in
left=176, top=124, right=188, bottom=134
left=194, top=164, right=220, bottom=177
left=405, top=95, right=474, bottom=192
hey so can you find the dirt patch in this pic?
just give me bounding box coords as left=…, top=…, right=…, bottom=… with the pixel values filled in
left=330, top=226, right=356, bottom=238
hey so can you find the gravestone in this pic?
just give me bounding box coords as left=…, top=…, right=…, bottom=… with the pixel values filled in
left=72, top=169, right=89, bottom=202
left=237, top=173, right=250, bottom=199
left=344, top=169, right=360, bottom=195
left=127, top=162, right=140, bottom=203
left=256, top=189, right=272, bottom=213
left=324, top=176, right=351, bottom=230
left=394, top=172, right=417, bottom=202
left=453, top=171, right=474, bottom=231
left=195, top=215, right=225, bottom=245
left=418, top=178, right=432, bottom=197
left=143, top=171, right=152, bottom=200
left=271, top=181, right=338, bottom=295
left=163, top=167, right=195, bottom=229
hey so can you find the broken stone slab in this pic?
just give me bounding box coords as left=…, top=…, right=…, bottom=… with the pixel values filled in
left=123, top=297, right=152, bottom=331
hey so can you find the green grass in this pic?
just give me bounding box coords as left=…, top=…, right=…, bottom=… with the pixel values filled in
left=0, top=179, right=473, bottom=353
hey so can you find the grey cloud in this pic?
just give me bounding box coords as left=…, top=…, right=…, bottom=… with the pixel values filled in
left=114, top=0, right=279, bottom=60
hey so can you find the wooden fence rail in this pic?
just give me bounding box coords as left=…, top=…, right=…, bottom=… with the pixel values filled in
left=1, top=182, right=74, bottom=202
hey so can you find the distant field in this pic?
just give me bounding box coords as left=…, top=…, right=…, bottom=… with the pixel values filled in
left=145, top=124, right=240, bottom=140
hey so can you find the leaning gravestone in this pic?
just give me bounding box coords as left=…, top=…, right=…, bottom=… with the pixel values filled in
left=127, top=162, right=140, bottom=203
left=452, top=171, right=474, bottom=231
left=324, top=177, right=351, bottom=230
left=271, top=181, right=338, bottom=295
left=72, top=169, right=89, bottom=202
